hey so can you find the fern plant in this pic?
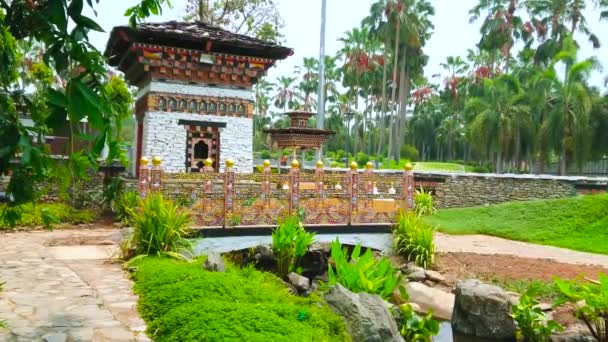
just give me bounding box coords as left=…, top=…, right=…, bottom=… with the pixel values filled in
left=414, top=187, right=436, bottom=216
left=272, top=214, right=315, bottom=277
left=127, top=192, right=192, bottom=261
left=328, top=238, right=404, bottom=300
left=393, top=210, right=435, bottom=268
left=554, top=273, right=608, bottom=342
left=511, top=285, right=563, bottom=341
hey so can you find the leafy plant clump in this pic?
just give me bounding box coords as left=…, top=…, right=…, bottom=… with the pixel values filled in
left=112, top=190, right=139, bottom=224
left=127, top=192, right=192, bottom=260
left=554, top=273, right=608, bottom=342
left=328, top=239, right=403, bottom=300
left=393, top=210, right=435, bottom=268
left=272, top=214, right=315, bottom=276
left=0, top=279, right=6, bottom=329
left=511, top=285, right=563, bottom=341
left=414, top=187, right=436, bottom=216
left=132, top=257, right=349, bottom=341
left=399, top=304, right=440, bottom=341
left=0, top=202, right=96, bottom=230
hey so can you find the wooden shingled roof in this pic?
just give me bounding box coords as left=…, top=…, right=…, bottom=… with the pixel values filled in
left=105, top=21, right=293, bottom=65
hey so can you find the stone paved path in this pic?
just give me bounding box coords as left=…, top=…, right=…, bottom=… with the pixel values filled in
left=0, top=229, right=148, bottom=342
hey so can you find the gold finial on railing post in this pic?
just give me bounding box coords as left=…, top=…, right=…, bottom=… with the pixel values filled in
left=348, top=162, right=359, bottom=225
left=403, top=162, right=414, bottom=210
left=150, top=156, right=163, bottom=193
left=365, top=161, right=374, bottom=195
left=139, top=156, right=149, bottom=199
left=289, top=159, right=300, bottom=217
left=223, top=158, right=236, bottom=228
left=203, top=158, right=214, bottom=196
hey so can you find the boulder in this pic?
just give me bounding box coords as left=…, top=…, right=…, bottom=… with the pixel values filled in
left=202, top=253, right=226, bottom=272
left=323, top=284, right=404, bottom=342
left=451, top=279, right=516, bottom=340
left=407, top=269, right=427, bottom=282
left=404, top=282, right=454, bottom=320
left=287, top=272, right=310, bottom=293
left=425, top=270, right=446, bottom=283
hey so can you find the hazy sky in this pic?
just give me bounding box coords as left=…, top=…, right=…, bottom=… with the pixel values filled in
left=88, top=0, right=607, bottom=87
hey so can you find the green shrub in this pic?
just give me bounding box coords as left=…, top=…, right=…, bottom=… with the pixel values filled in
left=554, top=273, right=608, bottom=342
left=132, top=257, right=348, bottom=341
left=399, top=304, right=440, bottom=341
left=260, top=149, right=272, bottom=159
left=356, top=152, right=370, bottom=166
left=102, top=177, right=124, bottom=209
left=272, top=215, right=315, bottom=276
left=400, top=144, right=419, bottom=162
left=414, top=188, right=436, bottom=216
left=0, top=203, right=96, bottom=230
left=393, top=211, right=435, bottom=268
left=128, top=193, right=192, bottom=260
left=511, top=285, right=563, bottom=341
left=112, top=191, right=139, bottom=223
left=328, top=239, right=403, bottom=300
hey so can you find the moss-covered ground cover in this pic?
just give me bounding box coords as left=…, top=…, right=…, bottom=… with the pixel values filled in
left=0, top=203, right=96, bottom=230
left=424, top=194, right=608, bottom=254
left=132, top=257, right=349, bottom=342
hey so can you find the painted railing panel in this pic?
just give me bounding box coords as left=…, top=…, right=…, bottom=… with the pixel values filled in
left=138, top=157, right=417, bottom=228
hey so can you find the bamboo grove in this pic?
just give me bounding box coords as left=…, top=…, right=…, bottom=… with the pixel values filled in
left=254, top=0, right=608, bottom=174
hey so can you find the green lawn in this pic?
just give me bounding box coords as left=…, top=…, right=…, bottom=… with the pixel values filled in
left=132, top=257, right=348, bottom=342
left=414, top=162, right=466, bottom=172
left=423, top=194, right=608, bottom=255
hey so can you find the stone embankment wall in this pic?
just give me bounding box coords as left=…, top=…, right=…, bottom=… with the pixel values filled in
left=431, top=174, right=580, bottom=208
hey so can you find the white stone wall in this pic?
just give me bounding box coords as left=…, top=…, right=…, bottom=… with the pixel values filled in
left=142, top=111, right=253, bottom=173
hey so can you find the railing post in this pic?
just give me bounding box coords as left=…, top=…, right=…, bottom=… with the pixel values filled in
left=403, top=162, right=414, bottom=210
left=202, top=158, right=214, bottom=212
left=289, top=159, right=300, bottom=217
left=138, top=156, right=149, bottom=199
left=262, top=159, right=271, bottom=207
left=364, top=161, right=374, bottom=209
left=348, top=162, right=359, bottom=225
left=315, top=160, right=324, bottom=200
left=223, top=159, right=235, bottom=228
left=150, top=156, right=163, bottom=193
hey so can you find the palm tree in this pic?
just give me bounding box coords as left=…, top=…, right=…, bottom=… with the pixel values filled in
left=538, top=36, right=598, bottom=174
left=295, top=57, right=319, bottom=111
left=273, top=76, right=298, bottom=113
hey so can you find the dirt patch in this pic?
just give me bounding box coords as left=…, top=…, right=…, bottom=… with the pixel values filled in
left=436, top=252, right=608, bottom=284
left=46, top=234, right=119, bottom=247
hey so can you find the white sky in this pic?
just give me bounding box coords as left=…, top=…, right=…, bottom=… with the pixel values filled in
left=88, top=0, right=607, bottom=87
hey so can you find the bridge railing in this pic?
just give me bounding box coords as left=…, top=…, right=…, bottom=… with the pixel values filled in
left=137, top=157, right=417, bottom=228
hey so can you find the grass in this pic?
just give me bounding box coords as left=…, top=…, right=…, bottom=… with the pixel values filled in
left=132, top=257, right=349, bottom=342
left=414, top=162, right=466, bottom=172
left=488, top=278, right=561, bottom=302
left=0, top=202, right=97, bottom=230
left=424, top=194, right=608, bottom=255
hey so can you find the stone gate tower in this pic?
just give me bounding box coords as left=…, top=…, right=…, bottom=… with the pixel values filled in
left=105, top=21, right=292, bottom=173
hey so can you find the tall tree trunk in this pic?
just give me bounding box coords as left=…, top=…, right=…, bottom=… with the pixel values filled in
left=376, top=37, right=390, bottom=167
left=560, top=147, right=567, bottom=175
left=387, top=12, right=401, bottom=164
left=395, top=53, right=408, bottom=162
left=496, top=149, right=503, bottom=173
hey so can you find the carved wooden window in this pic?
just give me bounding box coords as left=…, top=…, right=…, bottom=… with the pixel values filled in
left=228, top=103, right=236, bottom=113
left=179, top=99, right=187, bottom=110
left=219, top=103, right=226, bottom=113
left=209, top=102, right=217, bottom=113
left=199, top=101, right=207, bottom=112
left=237, top=104, right=245, bottom=114
left=158, top=97, right=167, bottom=109
left=189, top=100, right=197, bottom=111
left=169, top=98, right=177, bottom=110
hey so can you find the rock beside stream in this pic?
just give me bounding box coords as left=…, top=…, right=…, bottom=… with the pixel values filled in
left=323, top=284, right=404, bottom=342
left=451, top=279, right=516, bottom=340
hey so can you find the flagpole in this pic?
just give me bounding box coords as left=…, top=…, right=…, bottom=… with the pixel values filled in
left=316, top=0, right=327, bottom=160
